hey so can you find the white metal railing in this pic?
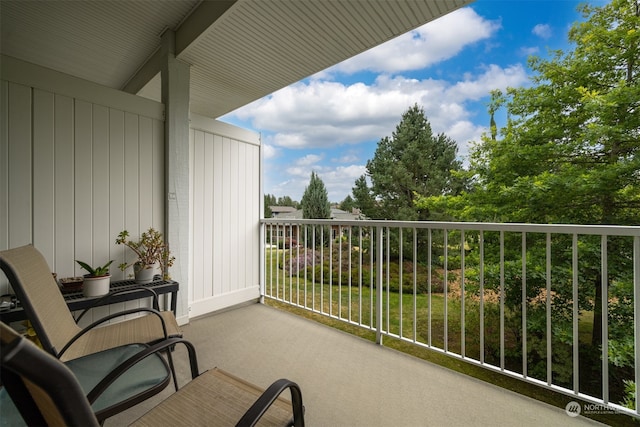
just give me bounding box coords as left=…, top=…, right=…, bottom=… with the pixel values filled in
left=261, top=218, right=640, bottom=418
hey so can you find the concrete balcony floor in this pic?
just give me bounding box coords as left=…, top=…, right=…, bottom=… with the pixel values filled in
left=107, top=303, right=604, bottom=426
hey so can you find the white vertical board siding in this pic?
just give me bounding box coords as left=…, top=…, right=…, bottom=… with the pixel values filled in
left=151, top=118, right=164, bottom=229
left=33, top=89, right=55, bottom=267
left=0, top=81, right=8, bottom=260
left=54, top=95, right=75, bottom=276
left=212, top=134, right=224, bottom=297
left=0, top=82, right=7, bottom=296
left=74, top=99, right=94, bottom=269
left=189, top=115, right=260, bottom=317
left=191, top=129, right=205, bottom=303
left=0, top=82, right=33, bottom=296
left=0, top=65, right=165, bottom=322
left=7, top=83, right=32, bottom=249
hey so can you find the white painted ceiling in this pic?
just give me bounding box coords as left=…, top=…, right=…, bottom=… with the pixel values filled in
left=1, top=0, right=472, bottom=119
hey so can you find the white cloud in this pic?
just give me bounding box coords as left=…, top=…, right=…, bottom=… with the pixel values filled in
left=270, top=179, right=295, bottom=198
left=532, top=24, right=552, bottom=39
left=295, top=154, right=323, bottom=166
left=273, top=133, right=307, bottom=148
left=235, top=80, right=407, bottom=148
left=262, top=143, right=277, bottom=159
left=234, top=63, right=528, bottom=156
left=445, top=121, right=486, bottom=161
left=285, top=165, right=315, bottom=179
left=319, top=165, right=367, bottom=202
left=520, top=46, right=540, bottom=56
left=445, top=64, right=528, bottom=102
left=332, top=152, right=360, bottom=163
left=329, top=8, right=501, bottom=75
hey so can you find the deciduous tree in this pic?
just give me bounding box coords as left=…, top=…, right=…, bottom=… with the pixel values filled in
left=461, top=1, right=639, bottom=225
left=416, top=0, right=639, bottom=392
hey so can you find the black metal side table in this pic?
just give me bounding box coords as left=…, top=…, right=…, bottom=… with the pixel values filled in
left=0, top=278, right=179, bottom=324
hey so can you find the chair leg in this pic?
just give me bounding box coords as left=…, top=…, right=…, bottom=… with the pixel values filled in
left=165, top=349, right=179, bottom=392
left=164, top=339, right=200, bottom=392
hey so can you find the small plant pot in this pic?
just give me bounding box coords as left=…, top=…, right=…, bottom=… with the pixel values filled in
left=134, top=264, right=155, bottom=284
left=83, top=275, right=110, bottom=297
left=59, top=277, right=84, bottom=293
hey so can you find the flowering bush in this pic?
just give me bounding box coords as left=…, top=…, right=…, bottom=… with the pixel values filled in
left=282, top=249, right=322, bottom=274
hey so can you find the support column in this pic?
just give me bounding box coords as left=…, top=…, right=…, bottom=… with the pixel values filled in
left=161, top=31, right=191, bottom=324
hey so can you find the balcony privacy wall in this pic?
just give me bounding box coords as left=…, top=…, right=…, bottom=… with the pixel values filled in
left=188, top=116, right=261, bottom=318
left=0, top=56, right=262, bottom=324
left=0, top=57, right=166, bottom=326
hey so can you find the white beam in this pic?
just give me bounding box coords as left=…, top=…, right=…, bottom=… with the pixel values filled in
left=175, top=1, right=237, bottom=56
left=161, top=31, right=191, bottom=324
left=121, top=1, right=236, bottom=95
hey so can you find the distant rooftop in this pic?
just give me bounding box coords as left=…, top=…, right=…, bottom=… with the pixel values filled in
left=269, top=206, right=297, bottom=214
left=270, top=207, right=365, bottom=220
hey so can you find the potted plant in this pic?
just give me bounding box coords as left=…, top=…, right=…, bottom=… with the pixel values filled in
left=76, top=260, right=113, bottom=297
left=116, top=228, right=174, bottom=284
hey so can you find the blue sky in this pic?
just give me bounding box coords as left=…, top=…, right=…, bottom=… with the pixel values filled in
left=220, top=0, right=603, bottom=203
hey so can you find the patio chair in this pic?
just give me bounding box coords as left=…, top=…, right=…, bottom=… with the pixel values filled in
left=0, top=245, right=181, bottom=358
left=1, top=322, right=305, bottom=427
left=0, top=244, right=184, bottom=386
left=0, top=321, right=200, bottom=425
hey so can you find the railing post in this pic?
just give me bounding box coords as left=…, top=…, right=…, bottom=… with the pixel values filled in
left=601, top=234, right=609, bottom=404
left=259, top=221, right=265, bottom=304
left=634, top=235, right=640, bottom=416
left=376, top=225, right=383, bottom=345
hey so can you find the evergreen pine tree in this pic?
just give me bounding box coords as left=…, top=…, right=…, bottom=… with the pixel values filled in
left=301, top=171, right=330, bottom=219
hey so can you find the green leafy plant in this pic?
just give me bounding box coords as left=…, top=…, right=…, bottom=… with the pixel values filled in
left=76, top=260, right=113, bottom=277
left=622, top=379, right=636, bottom=411
left=116, top=227, right=175, bottom=279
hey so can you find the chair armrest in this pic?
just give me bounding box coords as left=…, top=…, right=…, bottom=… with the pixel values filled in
left=58, top=308, right=169, bottom=358
left=1, top=330, right=101, bottom=427
left=235, top=379, right=305, bottom=427
left=74, top=287, right=161, bottom=323
left=85, top=337, right=199, bottom=404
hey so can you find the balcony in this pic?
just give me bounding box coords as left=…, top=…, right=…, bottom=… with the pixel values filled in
left=107, top=303, right=603, bottom=426
left=51, top=218, right=637, bottom=426
left=260, top=218, right=640, bottom=424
